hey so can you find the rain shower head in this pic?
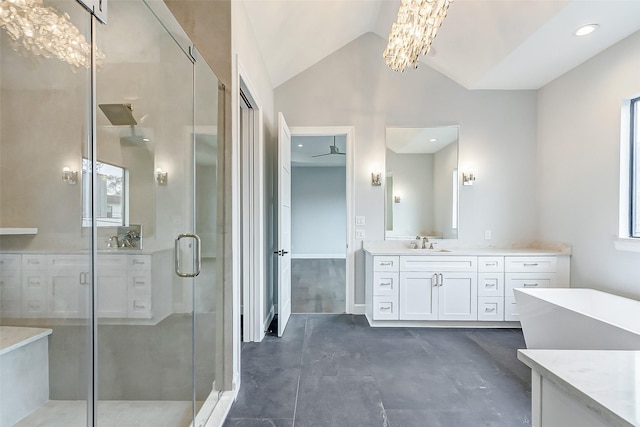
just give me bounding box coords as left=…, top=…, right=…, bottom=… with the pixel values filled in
left=99, top=103, right=138, bottom=126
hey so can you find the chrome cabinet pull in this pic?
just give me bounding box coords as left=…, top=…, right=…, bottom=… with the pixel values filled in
left=523, top=263, right=539, bottom=267
left=174, top=234, right=202, bottom=278
left=523, top=283, right=539, bottom=287
left=379, top=261, right=393, bottom=266
left=433, top=273, right=439, bottom=287
left=485, top=307, right=496, bottom=312
left=439, top=273, right=444, bottom=287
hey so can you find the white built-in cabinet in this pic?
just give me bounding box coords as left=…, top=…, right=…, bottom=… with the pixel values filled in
left=0, top=252, right=163, bottom=321
left=366, top=251, right=570, bottom=326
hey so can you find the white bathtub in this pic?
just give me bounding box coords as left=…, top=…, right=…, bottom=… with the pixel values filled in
left=514, top=288, right=640, bottom=350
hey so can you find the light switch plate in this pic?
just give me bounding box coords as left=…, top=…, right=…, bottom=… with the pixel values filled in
left=355, top=216, right=365, bottom=226
left=484, top=230, right=492, bottom=240
left=355, top=229, right=366, bottom=239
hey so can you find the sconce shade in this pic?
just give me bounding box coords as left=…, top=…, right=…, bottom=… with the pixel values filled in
left=62, top=167, right=78, bottom=184
left=156, top=168, right=168, bottom=185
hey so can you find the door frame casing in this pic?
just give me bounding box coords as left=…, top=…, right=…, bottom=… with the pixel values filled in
left=236, top=57, right=266, bottom=345
left=289, top=126, right=356, bottom=314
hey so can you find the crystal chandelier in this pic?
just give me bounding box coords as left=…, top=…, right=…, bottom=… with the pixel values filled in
left=383, top=0, right=453, bottom=72
left=0, top=0, right=104, bottom=68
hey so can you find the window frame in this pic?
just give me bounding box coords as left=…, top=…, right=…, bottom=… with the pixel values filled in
left=616, top=95, right=640, bottom=251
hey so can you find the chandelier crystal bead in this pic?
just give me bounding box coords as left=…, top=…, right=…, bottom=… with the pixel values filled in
left=0, top=0, right=104, bottom=68
left=383, top=0, right=452, bottom=72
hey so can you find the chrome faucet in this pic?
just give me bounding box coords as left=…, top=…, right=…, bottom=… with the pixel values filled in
left=422, top=236, right=428, bottom=249
left=107, top=236, right=120, bottom=248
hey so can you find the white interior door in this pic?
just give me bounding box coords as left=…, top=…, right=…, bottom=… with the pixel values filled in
left=277, top=112, right=292, bottom=337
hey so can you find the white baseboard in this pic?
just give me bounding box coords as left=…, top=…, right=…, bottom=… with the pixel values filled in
left=351, top=304, right=366, bottom=315
left=292, top=253, right=346, bottom=259
left=263, top=305, right=275, bottom=335
left=204, top=391, right=235, bottom=427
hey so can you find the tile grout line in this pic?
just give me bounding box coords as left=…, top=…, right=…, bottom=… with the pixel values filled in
left=291, top=314, right=307, bottom=427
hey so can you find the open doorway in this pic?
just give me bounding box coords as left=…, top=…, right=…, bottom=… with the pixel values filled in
left=290, top=134, right=347, bottom=313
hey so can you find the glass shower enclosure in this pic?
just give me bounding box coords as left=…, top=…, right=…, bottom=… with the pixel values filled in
left=0, top=0, right=225, bottom=425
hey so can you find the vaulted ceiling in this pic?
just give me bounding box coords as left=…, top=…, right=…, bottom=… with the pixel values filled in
left=241, top=0, right=640, bottom=90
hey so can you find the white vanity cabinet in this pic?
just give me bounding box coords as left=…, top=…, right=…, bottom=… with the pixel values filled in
left=48, top=255, right=91, bottom=318
left=366, top=254, right=478, bottom=322
left=477, top=256, right=505, bottom=322
left=504, top=256, right=558, bottom=321
left=399, top=256, right=477, bottom=321
left=365, top=247, right=570, bottom=327
left=0, top=252, right=163, bottom=321
left=369, top=256, right=400, bottom=320
left=0, top=254, right=22, bottom=318
left=21, top=255, right=48, bottom=317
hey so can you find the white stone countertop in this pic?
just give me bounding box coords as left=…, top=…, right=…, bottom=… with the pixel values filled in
left=362, top=240, right=571, bottom=256
left=0, top=326, right=52, bottom=356
left=518, top=349, right=640, bottom=427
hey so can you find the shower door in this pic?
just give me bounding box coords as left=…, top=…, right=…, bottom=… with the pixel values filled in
left=93, top=1, right=220, bottom=426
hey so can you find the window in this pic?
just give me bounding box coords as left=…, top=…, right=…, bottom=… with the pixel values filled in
left=82, top=159, right=128, bottom=227
left=631, top=97, right=640, bottom=237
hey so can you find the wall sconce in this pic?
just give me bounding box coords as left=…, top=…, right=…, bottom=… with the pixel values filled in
left=156, top=168, right=168, bottom=185
left=371, top=172, right=382, bottom=186
left=462, top=170, right=476, bottom=186
left=394, top=195, right=401, bottom=203
left=61, top=167, right=78, bottom=184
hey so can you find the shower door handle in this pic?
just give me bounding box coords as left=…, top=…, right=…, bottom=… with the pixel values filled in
left=174, top=233, right=202, bottom=278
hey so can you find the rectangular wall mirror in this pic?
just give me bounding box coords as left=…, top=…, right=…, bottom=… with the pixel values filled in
left=385, top=126, right=459, bottom=240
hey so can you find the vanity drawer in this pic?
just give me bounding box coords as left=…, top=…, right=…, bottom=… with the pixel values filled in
left=22, top=255, right=47, bottom=270
left=505, top=257, right=556, bottom=273
left=477, top=273, right=504, bottom=297
left=22, top=297, right=47, bottom=317
left=22, top=271, right=47, bottom=294
left=128, top=296, right=152, bottom=318
left=505, top=273, right=555, bottom=298
left=372, top=295, right=399, bottom=320
left=128, top=272, right=152, bottom=295
left=372, top=272, right=399, bottom=296
left=373, top=256, right=399, bottom=272
left=478, top=297, right=504, bottom=321
left=504, top=296, right=520, bottom=321
left=478, top=257, right=504, bottom=273
left=0, top=254, right=21, bottom=270
left=400, top=256, right=476, bottom=272
left=97, top=255, right=127, bottom=268
left=48, top=255, right=90, bottom=270
left=128, top=255, right=151, bottom=270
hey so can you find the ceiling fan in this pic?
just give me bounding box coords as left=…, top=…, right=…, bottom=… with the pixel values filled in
left=312, top=136, right=346, bottom=157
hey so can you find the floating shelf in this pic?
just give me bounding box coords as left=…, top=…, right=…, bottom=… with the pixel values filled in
left=0, top=228, right=38, bottom=235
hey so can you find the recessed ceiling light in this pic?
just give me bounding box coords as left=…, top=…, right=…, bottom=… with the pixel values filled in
left=429, top=138, right=437, bottom=142
left=142, top=138, right=150, bottom=142
left=574, top=24, right=598, bottom=37
left=297, top=144, right=303, bottom=147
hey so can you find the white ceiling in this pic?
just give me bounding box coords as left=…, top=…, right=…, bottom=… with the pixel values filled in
left=241, top=0, right=640, bottom=90
left=386, top=126, right=458, bottom=154
left=291, top=135, right=347, bottom=167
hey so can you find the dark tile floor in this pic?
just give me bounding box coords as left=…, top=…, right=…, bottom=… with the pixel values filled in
left=292, top=259, right=346, bottom=314
left=224, top=314, right=532, bottom=427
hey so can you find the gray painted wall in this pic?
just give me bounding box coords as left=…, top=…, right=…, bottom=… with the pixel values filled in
left=386, top=150, right=434, bottom=237
left=537, top=30, right=640, bottom=299
left=275, top=32, right=539, bottom=304
left=291, top=166, right=346, bottom=256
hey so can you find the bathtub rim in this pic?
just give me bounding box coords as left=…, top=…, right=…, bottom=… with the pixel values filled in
left=514, top=287, right=640, bottom=337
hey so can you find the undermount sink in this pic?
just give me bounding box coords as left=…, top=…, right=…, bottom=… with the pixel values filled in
left=409, top=248, right=452, bottom=253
